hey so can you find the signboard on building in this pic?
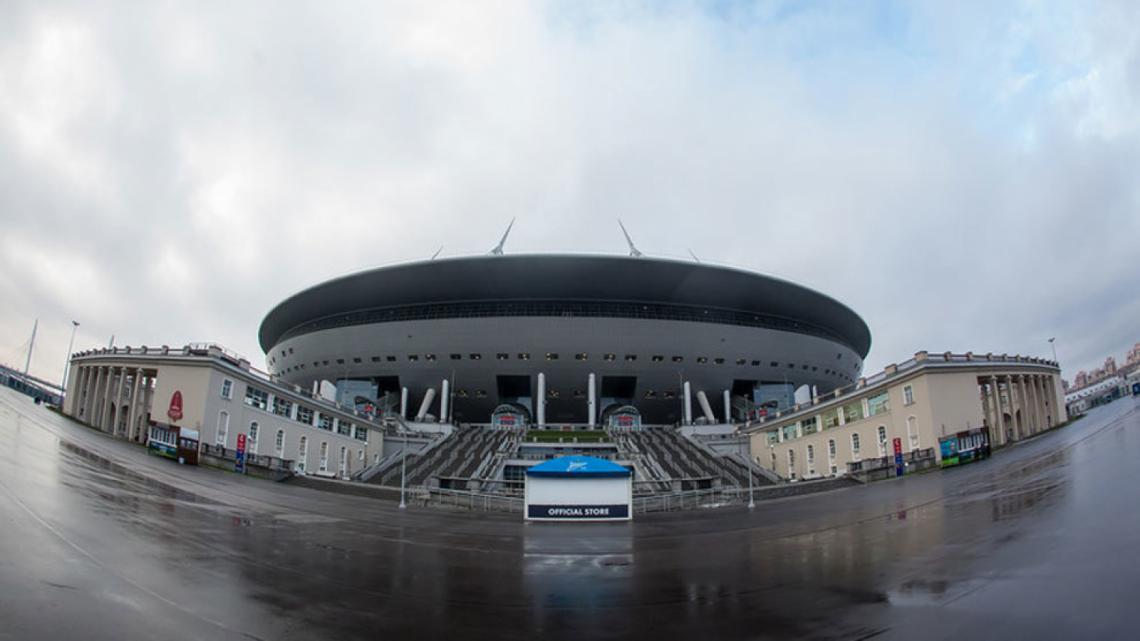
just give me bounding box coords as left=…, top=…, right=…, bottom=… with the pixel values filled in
left=167, top=390, right=183, bottom=422
left=893, top=437, right=904, bottom=477
left=235, top=433, right=247, bottom=474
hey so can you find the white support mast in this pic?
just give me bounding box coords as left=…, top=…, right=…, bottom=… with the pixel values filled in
left=23, top=319, right=38, bottom=376
left=490, top=218, right=515, bottom=255
left=617, top=220, right=643, bottom=257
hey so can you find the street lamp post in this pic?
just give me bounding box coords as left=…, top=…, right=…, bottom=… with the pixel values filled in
left=60, top=320, right=79, bottom=403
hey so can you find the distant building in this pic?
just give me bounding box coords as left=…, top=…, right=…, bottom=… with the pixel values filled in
left=746, top=351, right=1064, bottom=481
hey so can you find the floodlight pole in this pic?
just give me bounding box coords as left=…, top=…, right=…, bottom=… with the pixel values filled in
left=399, top=430, right=408, bottom=510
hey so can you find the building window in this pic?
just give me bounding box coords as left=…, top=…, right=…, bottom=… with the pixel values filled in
left=273, top=397, right=293, bottom=417
left=800, top=416, right=818, bottom=435
left=216, top=411, right=229, bottom=447
left=244, top=386, right=269, bottom=411
left=275, top=429, right=285, bottom=458
left=787, top=449, right=796, bottom=479
left=903, top=385, right=915, bottom=406
left=337, top=420, right=351, bottom=436
left=319, top=442, right=329, bottom=473
left=822, top=407, right=841, bottom=429
left=339, top=446, right=348, bottom=476
left=296, top=406, right=314, bottom=425
left=851, top=433, right=860, bottom=456
left=354, top=426, right=368, bottom=443
left=317, top=413, right=333, bottom=431
left=843, top=401, right=864, bottom=423
left=828, top=438, right=836, bottom=458
left=906, top=416, right=919, bottom=450
left=248, top=422, right=259, bottom=454
left=807, top=444, right=815, bottom=464
left=867, top=392, right=890, bottom=416
left=220, top=379, right=233, bottom=399
left=878, top=426, right=887, bottom=455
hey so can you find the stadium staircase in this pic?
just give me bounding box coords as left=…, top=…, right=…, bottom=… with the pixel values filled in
left=620, top=428, right=774, bottom=490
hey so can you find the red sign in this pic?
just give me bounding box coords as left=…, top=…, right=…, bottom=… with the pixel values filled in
left=236, top=433, right=247, bottom=453
left=892, top=437, right=903, bottom=456
left=167, top=391, right=184, bottom=422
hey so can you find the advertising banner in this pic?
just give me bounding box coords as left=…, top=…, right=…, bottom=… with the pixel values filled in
left=893, top=437, right=904, bottom=477
left=526, top=504, right=630, bottom=519
left=235, top=433, right=247, bottom=474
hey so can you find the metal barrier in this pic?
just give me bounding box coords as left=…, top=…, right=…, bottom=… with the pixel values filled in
left=423, top=487, right=524, bottom=513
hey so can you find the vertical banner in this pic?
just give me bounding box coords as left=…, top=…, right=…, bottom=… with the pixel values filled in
left=235, top=433, right=247, bottom=474
left=892, top=437, right=904, bottom=477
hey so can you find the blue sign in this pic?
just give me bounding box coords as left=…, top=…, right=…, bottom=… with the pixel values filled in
left=894, top=453, right=904, bottom=477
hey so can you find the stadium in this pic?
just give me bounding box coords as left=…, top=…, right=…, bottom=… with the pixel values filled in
left=258, top=253, right=872, bottom=430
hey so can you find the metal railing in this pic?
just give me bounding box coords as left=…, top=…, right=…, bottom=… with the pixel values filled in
left=200, top=443, right=295, bottom=473
left=422, top=487, right=524, bottom=513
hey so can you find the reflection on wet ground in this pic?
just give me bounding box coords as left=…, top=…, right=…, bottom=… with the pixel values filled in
left=2, top=390, right=1139, bottom=640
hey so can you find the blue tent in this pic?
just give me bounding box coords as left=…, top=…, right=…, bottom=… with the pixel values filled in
left=525, top=455, right=631, bottom=478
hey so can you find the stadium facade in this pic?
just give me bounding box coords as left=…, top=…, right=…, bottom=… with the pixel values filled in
left=258, top=254, right=872, bottom=427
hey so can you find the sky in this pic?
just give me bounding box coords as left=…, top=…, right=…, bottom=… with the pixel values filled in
left=1, top=0, right=1138, bottom=388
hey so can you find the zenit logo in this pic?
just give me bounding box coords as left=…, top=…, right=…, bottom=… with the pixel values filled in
left=567, top=461, right=588, bottom=472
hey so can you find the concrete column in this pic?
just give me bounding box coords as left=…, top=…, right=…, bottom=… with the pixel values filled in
left=70, top=366, right=85, bottom=417
left=587, top=373, right=596, bottom=428
left=838, top=405, right=846, bottom=426
left=1038, top=375, right=1051, bottom=428
left=126, top=369, right=144, bottom=442
left=1014, top=375, right=1028, bottom=440
left=99, top=367, right=115, bottom=432
left=415, top=388, right=436, bottom=422
left=112, top=366, right=128, bottom=436
left=683, top=381, right=692, bottom=425
left=988, top=376, right=1004, bottom=446
left=400, top=387, right=408, bottom=419
left=89, top=366, right=104, bottom=426
left=1028, top=375, right=1041, bottom=434
left=536, top=373, right=546, bottom=427
left=696, top=390, right=716, bottom=423
left=723, top=389, right=731, bottom=425
left=440, top=378, right=450, bottom=424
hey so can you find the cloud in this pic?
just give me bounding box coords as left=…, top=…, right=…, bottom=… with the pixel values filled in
left=0, top=0, right=1137, bottom=387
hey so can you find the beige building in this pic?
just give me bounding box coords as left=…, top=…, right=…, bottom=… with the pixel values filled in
left=745, top=351, right=1065, bottom=481
left=65, top=343, right=386, bottom=478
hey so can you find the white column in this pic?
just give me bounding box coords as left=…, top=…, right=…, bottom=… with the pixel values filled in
left=440, top=378, right=450, bottom=424
left=415, top=388, right=436, bottom=422
left=90, top=366, right=105, bottom=426
left=113, top=366, right=128, bottom=436
left=683, top=381, right=692, bottom=425
left=989, top=376, right=1004, bottom=446
left=723, top=389, right=731, bottom=425
left=126, top=369, right=143, bottom=442
left=400, top=386, right=408, bottom=419
left=696, top=390, right=716, bottom=423
left=587, top=373, right=596, bottom=428
left=99, top=367, right=115, bottom=432
left=537, top=372, right=546, bottom=427
left=69, top=366, right=85, bottom=417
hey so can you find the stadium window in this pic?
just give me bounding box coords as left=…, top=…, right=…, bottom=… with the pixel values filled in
left=474, top=390, right=487, bottom=398
left=450, top=354, right=462, bottom=360
left=624, top=354, right=637, bottom=362
left=736, top=359, right=746, bottom=366
left=518, top=353, right=530, bottom=360
left=572, top=390, right=584, bottom=399
left=281, top=350, right=286, bottom=357
left=603, top=353, right=616, bottom=362
left=470, top=353, right=482, bottom=360
left=812, top=366, right=818, bottom=371
left=547, top=389, right=559, bottom=398
left=336, top=359, right=345, bottom=365
left=408, top=355, right=418, bottom=362
left=696, top=357, right=708, bottom=364
left=663, top=391, right=676, bottom=399
left=652, top=355, right=664, bottom=362
left=575, top=353, right=588, bottom=361
left=787, top=363, right=795, bottom=368
left=371, top=356, right=381, bottom=363
left=672, top=356, right=683, bottom=363
left=771, top=362, right=779, bottom=367
left=802, top=365, right=809, bottom=370
left=751, top=360, right=761, bottom=366
left=545, top=353, right=559, bottom=361
left=386, top=356, right=396, bottom=362
left=288, top=348, right=294, bottom=354
left=497, top=353, right=509, bottom=360
left=713, top=358, right=724, bottom=365
left=425, top=354, right=436, bottom=361
left=644, top=390, right=657, bottom=399
left=353, top=357, right=362, bottom=363
left=322, top=360, right=330, bottom=366
left=456, top=389, right=469, bottom=398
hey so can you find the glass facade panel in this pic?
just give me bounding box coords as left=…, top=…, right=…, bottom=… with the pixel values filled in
left=800, top=416, right=819, bottom=436
left=843, top=401, right=864, bottom=423
left=867, top=392, right=890, bottom=416
left=822, top=407, right=841, bottom=429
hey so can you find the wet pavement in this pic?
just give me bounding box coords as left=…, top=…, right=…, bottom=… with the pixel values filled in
left=1, top=387, right=1138, bottom=640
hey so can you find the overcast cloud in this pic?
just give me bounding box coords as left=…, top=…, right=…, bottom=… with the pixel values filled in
left=2, top=0, right=1138, bottom=386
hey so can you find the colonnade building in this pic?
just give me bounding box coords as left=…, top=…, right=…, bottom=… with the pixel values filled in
left=65, top=343, right=386, bottom=478
left=744, top=351, right=1065, bottom=481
